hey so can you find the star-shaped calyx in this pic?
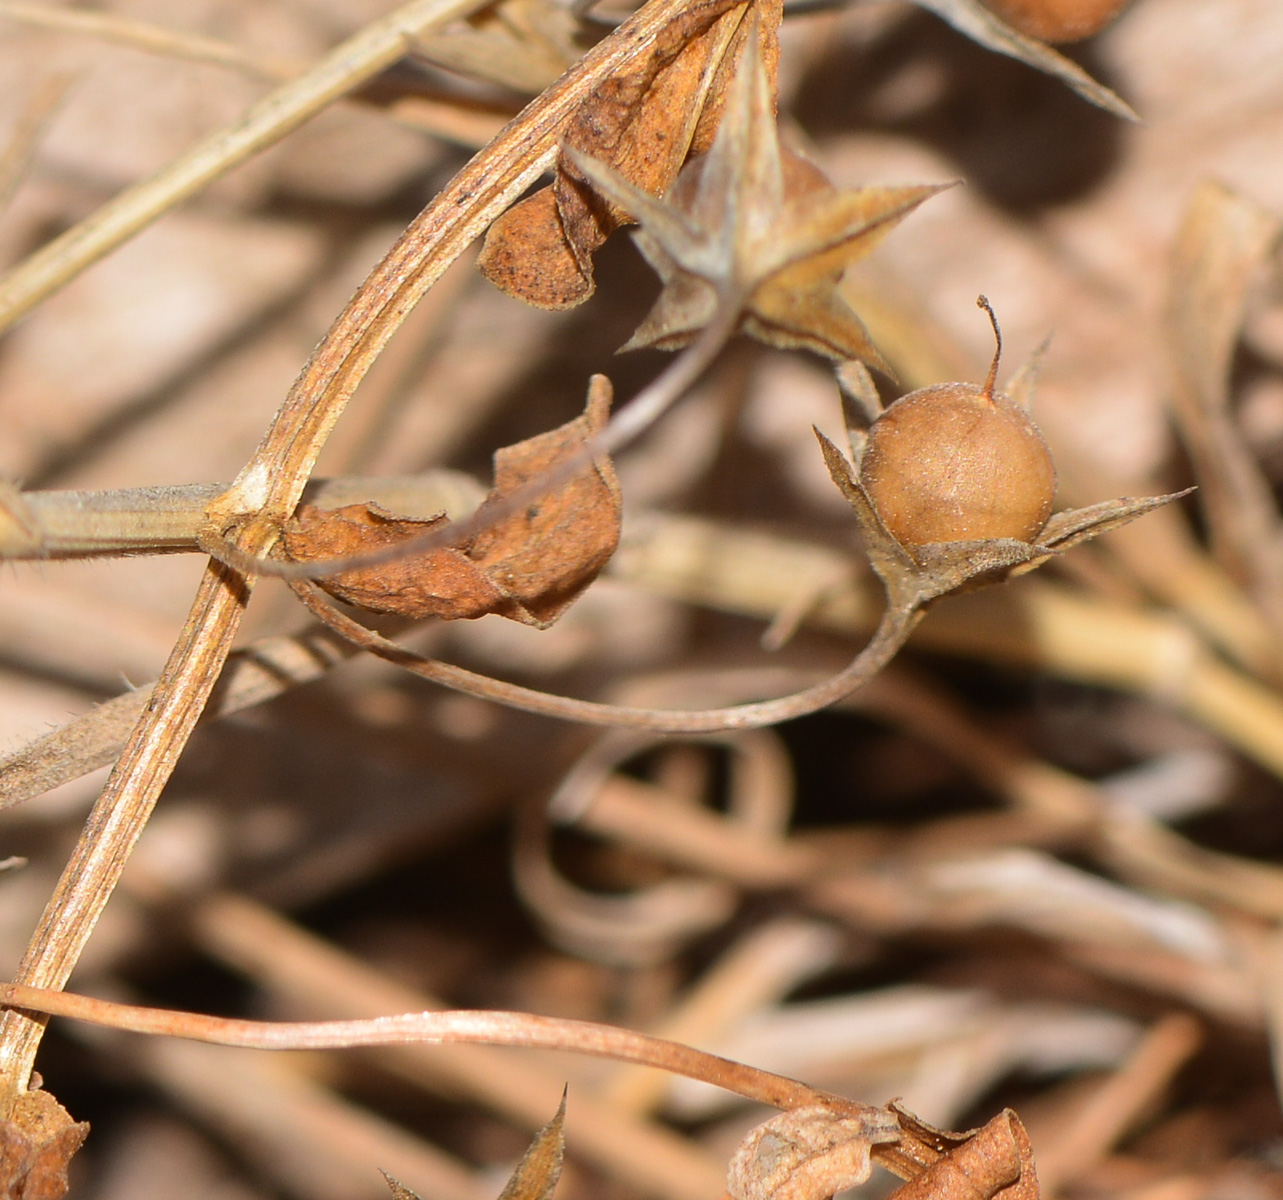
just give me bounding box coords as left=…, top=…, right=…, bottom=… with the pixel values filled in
left=818, top=310, right=1189, bottom=616
left=563, top=20, right=950, bottom=368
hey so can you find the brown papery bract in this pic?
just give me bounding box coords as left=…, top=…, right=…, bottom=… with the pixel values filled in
left=282, top=377, right=621, bottom=628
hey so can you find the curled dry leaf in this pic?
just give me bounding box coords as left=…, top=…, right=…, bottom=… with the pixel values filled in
left=727, top=1104, right=902, bottom=1200
left=875, top=1104, right=1039, bottom=1200
left=282, top=377, right=621, bottom=629
left=0, top=1089, right=89, bottom=1200
left=477, top=0, right=781, bottom=308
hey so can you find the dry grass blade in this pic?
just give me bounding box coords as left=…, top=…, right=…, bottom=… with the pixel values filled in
left=0, top=0, right=489, bottom=334
left=1034, top=1014, right=1202, bottom=1195
left=612, top=514, right=1283, bottom=779
left=0, top=0, right=297, bottom=76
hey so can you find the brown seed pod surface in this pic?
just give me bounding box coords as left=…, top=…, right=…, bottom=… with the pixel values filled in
left=859, top=381, right=1057, bottom=547
left=979, top=0, right=1134, bottom=43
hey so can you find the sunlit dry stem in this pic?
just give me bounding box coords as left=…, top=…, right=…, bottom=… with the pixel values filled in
left=0, top=475, right=484, bottom=560
left=0, top=982, right=856, bottom=1114
left=294, top=578, right=921, bottom=731
left=0, top=0, right=753, bottom=1106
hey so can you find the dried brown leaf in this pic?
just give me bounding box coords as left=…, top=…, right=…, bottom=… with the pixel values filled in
left=477, top=0, right=779, bottom=308
left=875, top=1104, right=1038, bottom=1200
left=727, top=1105, right=902, bottom=1200
left=282, top=377, right=621, bottom=628
left=0, top=1090, right=88, bottom=1200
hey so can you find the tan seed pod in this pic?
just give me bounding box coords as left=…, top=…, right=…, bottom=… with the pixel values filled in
left=979, top=0, right=1134, bottom=43
left=858, top=299, right=1057, bottom=547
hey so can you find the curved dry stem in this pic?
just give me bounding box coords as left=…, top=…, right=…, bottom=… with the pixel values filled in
left=0, top=982, right=857, bottom=1114
left=202, top=295, right=745, bottom=581
left=293, top=580, right=921, bottom=731
left=0, top=0, right=750, bottom=1103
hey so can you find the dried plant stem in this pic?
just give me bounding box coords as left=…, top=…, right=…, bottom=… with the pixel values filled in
left=208, top=283, right=748, bottom=582
left=0, top=982, right=842, bottom=1115
left=1035, top=1014, right=1202, bottom=1195
left=0, top=555, right=261, bottom=1108
left=178, top=890, right=728, bottom=1200
left=0, top=0, right=510, bottom=149
left=0, top=0, right=750, bottom=1106
left=0, top=624, right=354, bottom=813
left=294, top=580, right=921, bottom=731
left=0, top=0, right=488, bottom=333
left=612, top=513, right=1283, bottom=780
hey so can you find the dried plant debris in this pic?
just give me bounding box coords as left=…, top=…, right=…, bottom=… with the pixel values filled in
left=282, top=377, right=621, bottom=628
left=1165, top=180, right=1283, bottom=623
left=566, top=23, right=945, bottom=366
left=478, top=0, right=782, bottom=308
left=0, top=1089, right=88, bottom=1200
left=728, top=1105, right=901, bottom=1200
left=495, top=1090, right=567, bottom=1200
left=382, top=1090, right=566, bottom=1200
left=816, top=300, right=1184, bottom=613
left=877, top=1105, right=1039, bottom=1200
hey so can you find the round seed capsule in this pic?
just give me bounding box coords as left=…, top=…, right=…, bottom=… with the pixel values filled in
left=859, top=381, right=1057, bottom=546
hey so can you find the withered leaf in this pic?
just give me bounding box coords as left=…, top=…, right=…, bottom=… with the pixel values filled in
left=0, top=1089, right=89, bottom=1200
left=727, top=1105, right=902, bottom=1200
left=568, top=27, right=946, bottom=366
left=283, top=376, right=621, bottom=629
left=875, top=1104, right=1039, bottom=1200
left=477, top=0, right=781, bottom=309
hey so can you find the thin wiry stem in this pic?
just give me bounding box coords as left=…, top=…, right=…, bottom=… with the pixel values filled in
left=294, top=579, right=921, bottom=731
left=0, top=982, right=856, bottom=1114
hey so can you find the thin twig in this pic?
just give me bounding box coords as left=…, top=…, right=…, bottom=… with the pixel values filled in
left=0, top=981, right=847, bottom=1114
left=293, top=578, right=920, bottom=731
